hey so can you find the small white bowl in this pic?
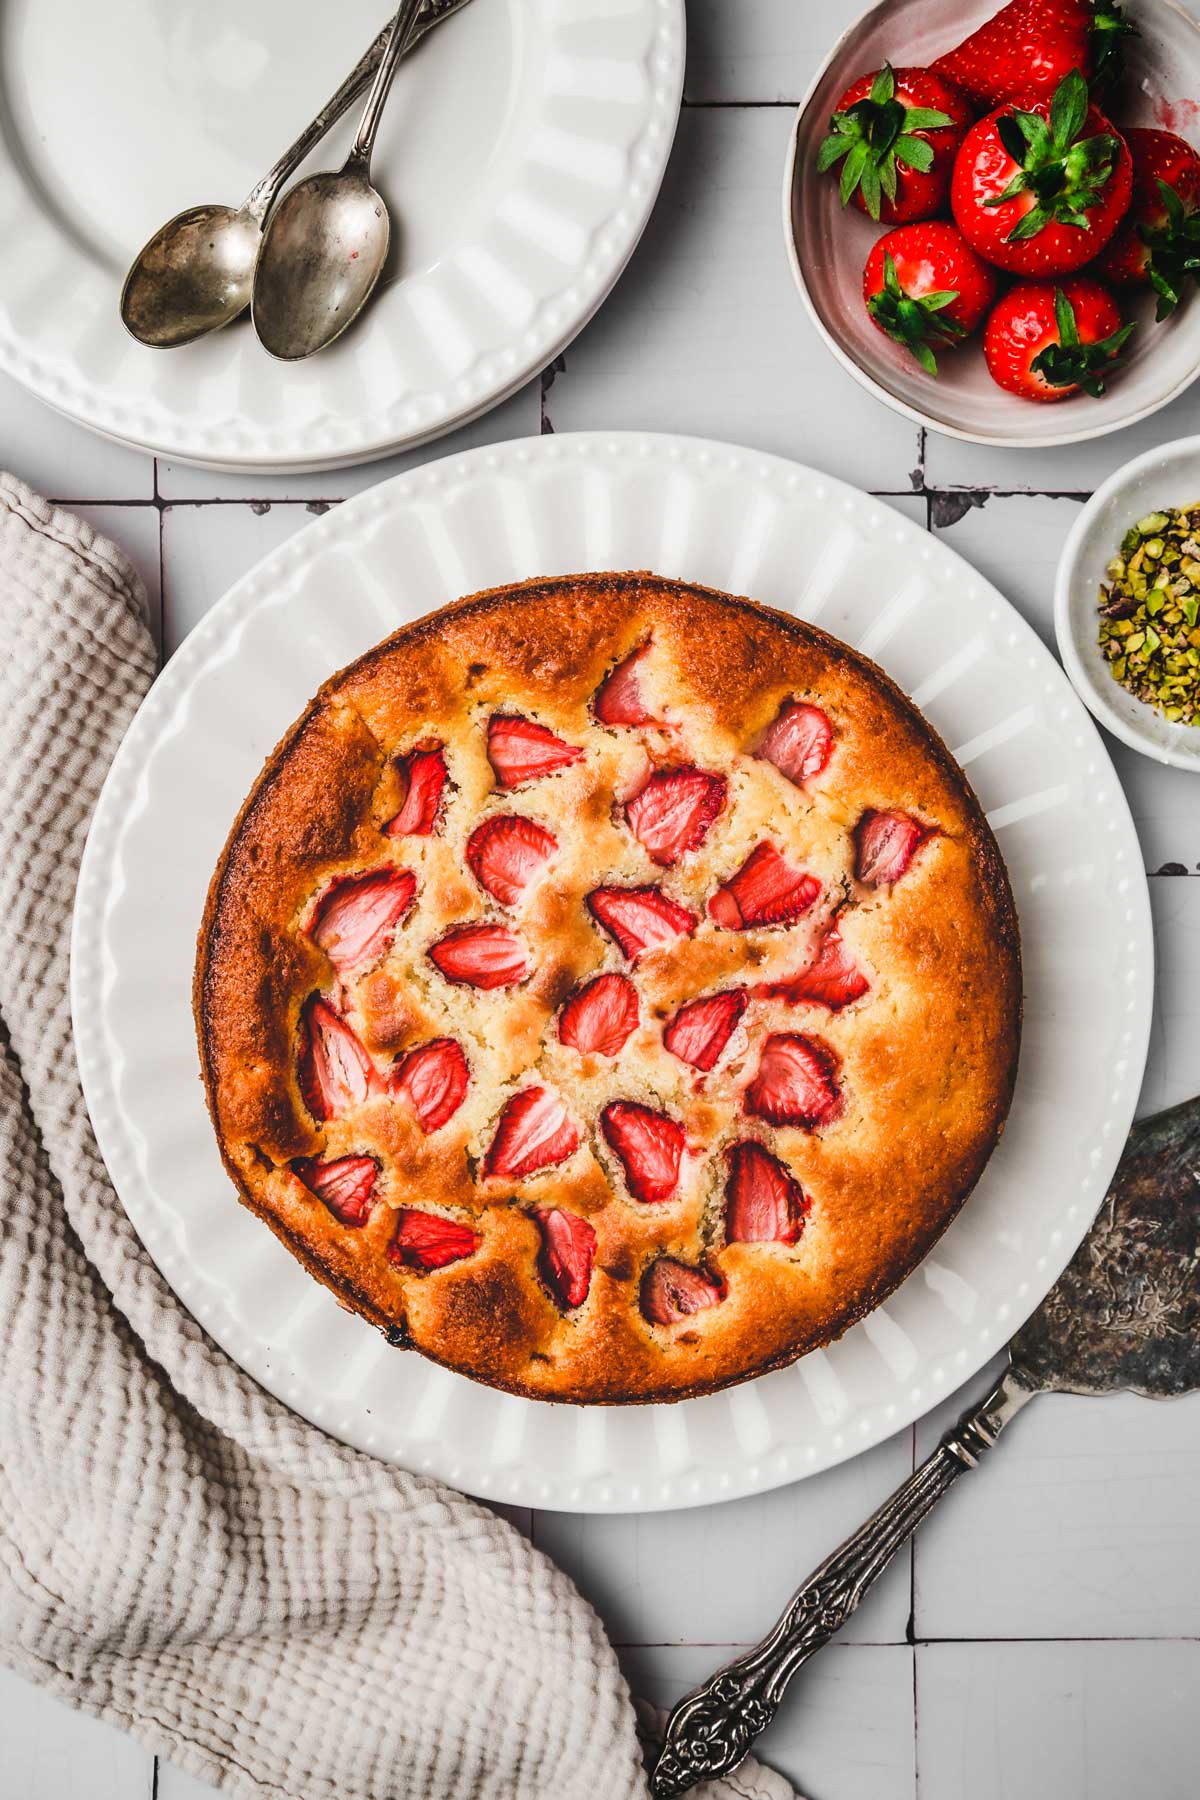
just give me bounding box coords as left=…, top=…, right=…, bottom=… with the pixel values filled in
left=1056, top=435, right=1200, bottom=769
left=783, top=0, right=1200, bottom=449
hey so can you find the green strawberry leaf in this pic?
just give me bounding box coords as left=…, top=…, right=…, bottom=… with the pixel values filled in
left=1007, top=205, right=1051, bottom=240
left=860, top=158, right=883, bottom=220
left=867, top=252, right=963, bottom=379
left=1090, top=4, right=1136, bottom=100
left=840, top=139, right=870, bottom=205
left=869, top=62, right=896, bottom=105
left=1049, top=69, right=1089, bottom=150
left=894, top=134, right=935, bottom=173
left=816, top=131, right=852, bottom=171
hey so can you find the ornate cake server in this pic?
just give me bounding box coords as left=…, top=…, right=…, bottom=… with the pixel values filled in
left=651, top=1096, right=1200, bottom=1797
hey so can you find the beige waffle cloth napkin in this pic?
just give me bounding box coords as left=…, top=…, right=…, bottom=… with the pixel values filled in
left=0, top=473, right=802, bottom=1800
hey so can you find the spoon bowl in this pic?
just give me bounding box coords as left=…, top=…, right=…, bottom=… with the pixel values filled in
left=121, top=203, right=263, bottom=348
left=250, top=166, right=390, bottom=362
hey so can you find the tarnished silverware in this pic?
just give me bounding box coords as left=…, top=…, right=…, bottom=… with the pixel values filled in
left=120, top=0, right=471, bottom=349
left=651, top=1097, right=1200, bottom=1796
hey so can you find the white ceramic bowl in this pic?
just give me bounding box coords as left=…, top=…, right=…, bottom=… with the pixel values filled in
left=783, top=0, right=1200, bottom=449
left=1056, top=434, right=1200, bottom=769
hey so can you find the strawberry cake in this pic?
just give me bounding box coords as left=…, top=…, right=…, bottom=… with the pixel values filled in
left=195, top=572, right=1021, bottom=1404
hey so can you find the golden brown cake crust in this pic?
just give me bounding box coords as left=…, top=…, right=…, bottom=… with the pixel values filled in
left=195, top=572, right=1021, bottom=1404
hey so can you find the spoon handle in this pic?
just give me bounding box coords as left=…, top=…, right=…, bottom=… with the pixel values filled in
left=349, top=0, right=426, bottom=166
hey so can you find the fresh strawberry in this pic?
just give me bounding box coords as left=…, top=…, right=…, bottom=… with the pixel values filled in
left=863, top=223, right=999, bottom=375
left=558, top=972, right=639, bottom=1056
left=484, top=1087, right=580, bottom=1180
left=465, top=814, right=558, bottom=907
left=744, top=1033, right=843, bottom=1129
left=535, top=1207, right=596, bottom=1309
left=388, top=1209, right=479, bottom=1271
left=817, top=63, right=971, bottom=225
left=391, top=1037, right=469, bottom=1132
left=428, top=924, right=528, bottom=989
left=934, top=0, right=1098, bottom=106
left=297, top=997, right=384, bottom=1121
left=641, top=1259, right=724, bottom=1325
left=983, top=278, right=1133, bottom=400
left=854, top=809, right=936, bottom=885
left=1095, top=127, right=1200, bottom=315
left=594, top=642, right=656, bottom=726
left=724, top=1142, right=810, bottom=1245
left=308, top=867, right=416, bottom=972
left=758, top=923, right=870, bottom=1011
left=587, top=885, right=697, bottom=961
left=487, top=714, right=582, bottom=788
left=625, top=766, right=726, bottom=867
left=600, top=1101, right=686, bottom=1202
left=708, top=842, right=821, bottom=931
left=386, top=740, right=448, bottom=837
left=292, top=1154, right=379, bottom=1227
left=951, top=71, right=1132, bottom=276
left=756, top=699, right=833, bottom=787
left=663, top=988, right=748, bottom=1072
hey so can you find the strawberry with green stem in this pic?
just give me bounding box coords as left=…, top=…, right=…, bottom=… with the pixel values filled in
left=1096, top=127, right=1200, bottom=317
left=863, top=222, right=998, bottom=375
left=817, top=63, right=972, bottom=225
left=983, top=278, right=1134, bottom=400
left=933, top=0, right=1134, bottom=108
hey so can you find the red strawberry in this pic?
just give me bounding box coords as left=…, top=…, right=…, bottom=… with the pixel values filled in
left=1095, top=127, right=1200, bottom=315
left=535, top=1207, right=596, bottom=1309
left=854, top=810, right=935, bottom=885
left=297, top=997, right=384, bottom=1121
left=292, top=1154, right=378, bottom=1227
left=863, top=223, right=999, bottom=375
left=744, top=1033, right=843, bottom=1129
left=308, top=867, right=416, bottom=972
left=484, top=1087, right=580, bottom=1180
left=641, top=1259, right=724, bottom=1325
left=934, top=0, right=1095, bottom=106
left=388, top=1209, right=479, bottom=1271
left=708, top=842, right=820, bottom=931
left=594, top=643, right=656, bottom=726
left=391, top=1037, right=469, bottom=1132
left=625, top=766, right=726, bottom=867
left=600, top=1101, right=686, bottom=1203
left=983, top=277, right=1133, bottom=400
left=428, top=924, right=528, bottom=989
left=487, top=714, right=582, bottom=788
left=817, top=63, right=972, bottom=225
left=587, top=886, right=697, bottom=961
left=558, top=972, right=639, bottom=1057
left=725, top=1142, right=810, bottom=1245
left=386, top=740, right=448, bottom=837
left=950, top=72, right=1133, bottom=276
left=663, top=989, right=747, bottom=1072
left=466, top=814, right=558, bottom=907
left=757, top=699, right=833, bottom=788
left=758, top=923, right=870, bottom=1011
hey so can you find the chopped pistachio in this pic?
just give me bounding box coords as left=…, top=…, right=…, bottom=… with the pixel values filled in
left=1096, top=502, right=1200, bottom=726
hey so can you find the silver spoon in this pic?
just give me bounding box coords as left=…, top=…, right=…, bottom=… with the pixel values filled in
left=251, top=0, right=423, bottom=361
left=119, top=0, right=469, bottom=350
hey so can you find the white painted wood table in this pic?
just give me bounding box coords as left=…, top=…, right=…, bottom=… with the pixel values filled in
left=3, top=5, right=1199, bottom=1796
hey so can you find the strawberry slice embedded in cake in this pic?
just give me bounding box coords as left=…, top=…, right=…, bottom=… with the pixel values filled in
left=466, top=814, right=558, bottom=907
left=744, top=1033, right=843, bottom=1129
left=487, top=714, right=582, bottom=788
left=663, top=989, right=747, bottom=1072
left=758, top=922, right=870, bottom=1012
left=535, top=1207, right=597, bottom=1309
left=297, top=997, right=385, bottom=1122
left=757, top=699, right=833, bottom=787
left=428, top=924, right=528, bottom=989
left=641, top=1259, right=724, bottom=1325
left=625, top=765, right=726, bottom=867
left=854, top=809, right=934, bottom=888
left=593, top=642, right=656, bottom=726
left=601, top=1101, right=686, bottom=1203
left=389, top=1209, right=480, bottom=1271
left=308, top=867, right=416, bottom=972
left=484, top=1087, right=581, bottom=1180
left=708, top=841, right=821, bottom=930
left=725, top=1141, right=810, bottom=1245
left=292, top=1154, right=379, bottom=1227
left=558, top=972, right=639, bottom=1057
left=587, top=885, right=697, bottom=962
left=391, top=1037, right=469, bottom=1133
left=386, top=740, right=448, bottom=837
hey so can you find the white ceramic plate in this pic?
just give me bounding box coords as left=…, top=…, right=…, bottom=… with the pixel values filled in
left=784, top=0, right=1200, bottom=448
left=0, top=0, right=682, bottom=472
left=71, top=432, right=1152, bottom=1513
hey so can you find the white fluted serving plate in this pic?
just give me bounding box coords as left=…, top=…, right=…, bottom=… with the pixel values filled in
left=72, top=432, right=1151, bottom=1512
left=0, top=0, right=682, bottom=472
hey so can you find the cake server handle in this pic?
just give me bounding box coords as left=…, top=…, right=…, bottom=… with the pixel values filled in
left=649, top=1364, right=1035, bottom=1798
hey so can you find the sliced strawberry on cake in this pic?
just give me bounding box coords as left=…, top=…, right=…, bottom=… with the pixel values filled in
left=744, top=1033, right=843, bottom=1129
left=428, top=924, right=528, bottom=989
left=708, top=842, right=821, bottom=929
left=587, top=885, right=696, bottom=961
left=389, top=1209, right=480, bottom=1271
left=601, top=1101, right=686, bottom=1203
left=535, top=1207, right=597, bottom=1309
left=625, top=765, right=726, bottom=866
left=758, top=923, right=870, bottom=1011
left=386, top=740, right=448, bottom=837
left=641, top=1259, right=724, bottom=1324
left=558, top=972, right=639, bottom=1057
left=292, top=1154, right=379, bottom=1227
left=854, top=809, right=934, bottom=887
left=593, top=642, right=656, bottom=726
left=756, top=699, right=833, bottom=787
left=663, top=989, right=747, bottom=1072
left=725, top=1141, right=810, bottom=1244
left=466, top=814, right=558, bottom=907
left=487, top=714, right=582, bottom=788
left=484, top=1087, right=580, bottom=1180
left=297, top=997, right=385, bottom=1121
left=308, top=867, right=416, bottom=972
left=391, top=1037, right=469, bottom=1132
